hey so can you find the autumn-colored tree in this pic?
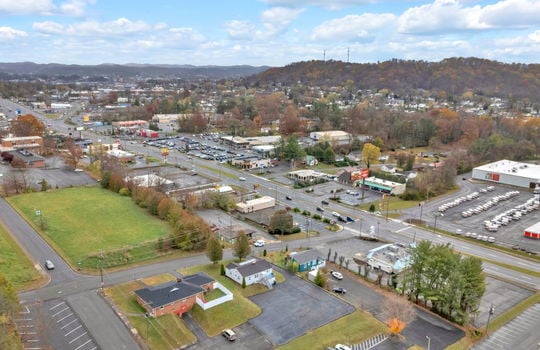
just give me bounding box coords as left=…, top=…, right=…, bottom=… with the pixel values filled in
left=10, top=114, right=45, bottom=136
left=63, top=138, right=83, bottom=170
left=280, top=105, right=301, bottom=135
left=233, top=232, right=251, bottom=262
left=361, top=142, right=381, bottom=168
left=381, top=294, right=416, bottom=336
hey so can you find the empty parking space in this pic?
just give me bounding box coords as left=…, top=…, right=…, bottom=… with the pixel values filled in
left=473, top=303, right=540, bottom=350
left=15, top=299, right=98, bottom=350
left=248, top=267, right=355, bottom=346
left=48, top=300, right=97, bottom=350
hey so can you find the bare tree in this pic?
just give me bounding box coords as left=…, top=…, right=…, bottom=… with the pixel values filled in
left=381, top=294, right=417, bottom=337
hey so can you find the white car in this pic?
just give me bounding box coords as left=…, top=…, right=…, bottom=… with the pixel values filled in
left=253, top=240, right=265, bottom=247
left=335, top=344, right=352, bottom=350
left=331, top=211, right=340, bottom=217
left=331, top=271, right=343, bottom=280
left=238, top=177, right=246, bottom=181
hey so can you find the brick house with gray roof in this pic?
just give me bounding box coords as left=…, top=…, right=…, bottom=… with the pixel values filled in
left=134, top=272, right=215, bottom=318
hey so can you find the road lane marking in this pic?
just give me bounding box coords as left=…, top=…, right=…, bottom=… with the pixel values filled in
left=52, top=307, right=69, bottom=317
left=65, top=324, right=82, bottom=336
left=49, top=301, right=66, bottom=310
left=69, top=331, right=88, bottom=344
left=396, top=227, right=410, bottom=232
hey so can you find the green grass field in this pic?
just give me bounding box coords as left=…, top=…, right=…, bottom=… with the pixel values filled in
left=7, top=187, right=174, bottom=268
left=0, top=223, right=42, bottom=290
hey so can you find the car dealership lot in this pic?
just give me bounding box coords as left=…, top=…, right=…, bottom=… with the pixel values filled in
left=429, top=186, right=540, bottom=251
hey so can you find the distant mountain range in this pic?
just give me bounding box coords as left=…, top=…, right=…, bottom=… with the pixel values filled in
left=0, top=58, right=539, bottom=102
left=244, top=57, right=540, bottom=102
left=0, top=62, right=270, bottom=81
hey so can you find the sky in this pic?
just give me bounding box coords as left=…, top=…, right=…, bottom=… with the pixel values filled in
left=0, top=0, right=539, bottom=67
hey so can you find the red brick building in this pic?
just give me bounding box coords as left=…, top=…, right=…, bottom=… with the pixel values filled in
left=134, top=273, right=215, bottom=318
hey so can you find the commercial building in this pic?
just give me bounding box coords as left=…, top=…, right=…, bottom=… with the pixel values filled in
left=309, top=130, right=351, bottom=145
left=472, top=160, right=540, bottom=189
left=524, top=222, right=540, bottom=240
left=236, top=196, right=275, bottom=213
left=356, top=176, right=406, bottom=195
left=1, top=136, right=43, bottom=154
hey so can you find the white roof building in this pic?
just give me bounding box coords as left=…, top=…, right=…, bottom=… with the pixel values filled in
left=472, top=160, right=540, bottom=189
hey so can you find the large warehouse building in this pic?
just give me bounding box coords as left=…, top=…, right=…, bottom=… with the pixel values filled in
left=472, top=160, right=540, bottom=189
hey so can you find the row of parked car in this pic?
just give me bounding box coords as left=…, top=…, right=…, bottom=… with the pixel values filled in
left=461, top=190, right=520, bottom=218
left=438, top=188, right=495, bottom=213
left=483, top=196, right=540, bottom=232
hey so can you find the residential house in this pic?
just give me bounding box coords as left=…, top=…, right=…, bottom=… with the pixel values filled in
left=134, top=272, right=215, bottom=318
left=290, top=249, right=326, bottom=272
left=225, top=258, right=276, bottom=288
left=216, top=225, right=255, bottom=244
left=380, top=164, right=396, bottom=174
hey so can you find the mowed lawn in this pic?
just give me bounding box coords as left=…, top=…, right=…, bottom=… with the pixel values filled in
left=8, top=187, right=173, bottom=265
left=0, top=223, right=42, bottom=290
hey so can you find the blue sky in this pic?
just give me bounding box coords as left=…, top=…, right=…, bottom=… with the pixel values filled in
left=0, top=0, right=538, bottom=66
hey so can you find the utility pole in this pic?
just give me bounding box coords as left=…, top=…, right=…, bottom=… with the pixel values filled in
left=99, top=250, right=104, bottom=293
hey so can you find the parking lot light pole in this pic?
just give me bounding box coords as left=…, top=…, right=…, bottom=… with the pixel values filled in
left=433, top=212, right=443, bottom=233
left=426, top=336, right=431, bottom=350
left=485, top=304, right=495, bottom=335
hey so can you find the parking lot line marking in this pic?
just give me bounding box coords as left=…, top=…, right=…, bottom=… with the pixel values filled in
left=68, top=331, right=87, bottom=344
left=60, top=318, right=77, bottom=329
left=14, top=318, right=32, bottom=321
left=52, top=307, right=69, bottom=317
left=20, top=305, right=31, bottom=314
left=56, top=312, right=73, bottom=322
left=49, top=301, right=66, bottom=310
left=65, top=324, right=82, bottom=336
left=74, top=339, right=92, bottom=350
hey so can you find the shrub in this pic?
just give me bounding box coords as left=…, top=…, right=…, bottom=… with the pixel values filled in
left=118, top=187, right=130, bottom=196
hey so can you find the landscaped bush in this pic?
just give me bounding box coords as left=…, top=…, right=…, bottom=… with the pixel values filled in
left=301, top=210, right=311, bottom=216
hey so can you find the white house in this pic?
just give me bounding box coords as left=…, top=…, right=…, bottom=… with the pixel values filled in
left=380, top=164, right=397, bottom=174
left=225, top=258, right=276, bottom=288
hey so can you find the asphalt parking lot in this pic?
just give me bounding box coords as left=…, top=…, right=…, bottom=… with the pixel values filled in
left=248, top=266, right=355, bottom=346
left=420, top=183, right=540, bottom=252
left=16, top=299, right=98, bottom=350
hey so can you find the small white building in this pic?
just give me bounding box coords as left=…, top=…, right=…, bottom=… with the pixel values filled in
left=236, top=196, right=275, bottom=213
left=309, top=130, right=351, bottom=145
left=225, top=258, right=276, bottom=288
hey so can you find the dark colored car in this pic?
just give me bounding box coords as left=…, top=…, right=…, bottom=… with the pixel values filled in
left=321, top=200, right=329, bottom=205
left=286, top=195, right=292, bottom=200
left=332, top=287, right=347, bottom=294
left=316, top=206, right=325, bottom=212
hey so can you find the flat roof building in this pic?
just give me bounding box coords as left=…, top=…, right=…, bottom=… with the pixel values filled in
left=472, top=160, right=540, bottom=189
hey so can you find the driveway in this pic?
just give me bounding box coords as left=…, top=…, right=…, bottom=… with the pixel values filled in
left=248, top=266, right=355, bottom=346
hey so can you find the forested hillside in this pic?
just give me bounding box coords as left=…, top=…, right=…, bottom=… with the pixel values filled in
left=245, top=58, right=540, bottom=102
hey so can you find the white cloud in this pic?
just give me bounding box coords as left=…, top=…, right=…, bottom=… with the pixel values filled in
left=0, top=26, right=28, bottom=40
left=60, top=0, right=93, bottom=17
left=261, top=7, right=303, bottom=37
left=167, top=27, right=206, bottom=48
left=398, top=0, right=540, bottom=35
left=0, top=0, right=55, bottom=15
left=0, top=0, right=94, bottom=16
left=262, top=0, right=375, bottom=10
left=311, top=13, right=396, bottom=42
left=225, top=20, right=256, bottom=40
left=33, top=18, right=152, bottom=36
left=529, top=30, right=540, bottom=43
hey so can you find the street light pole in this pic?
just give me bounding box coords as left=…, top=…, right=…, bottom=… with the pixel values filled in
left=426, top=336, right=431, bottom=350
left=306, top=217, right=311, bottom=248
left=485, top=304, right=495, bottom=335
